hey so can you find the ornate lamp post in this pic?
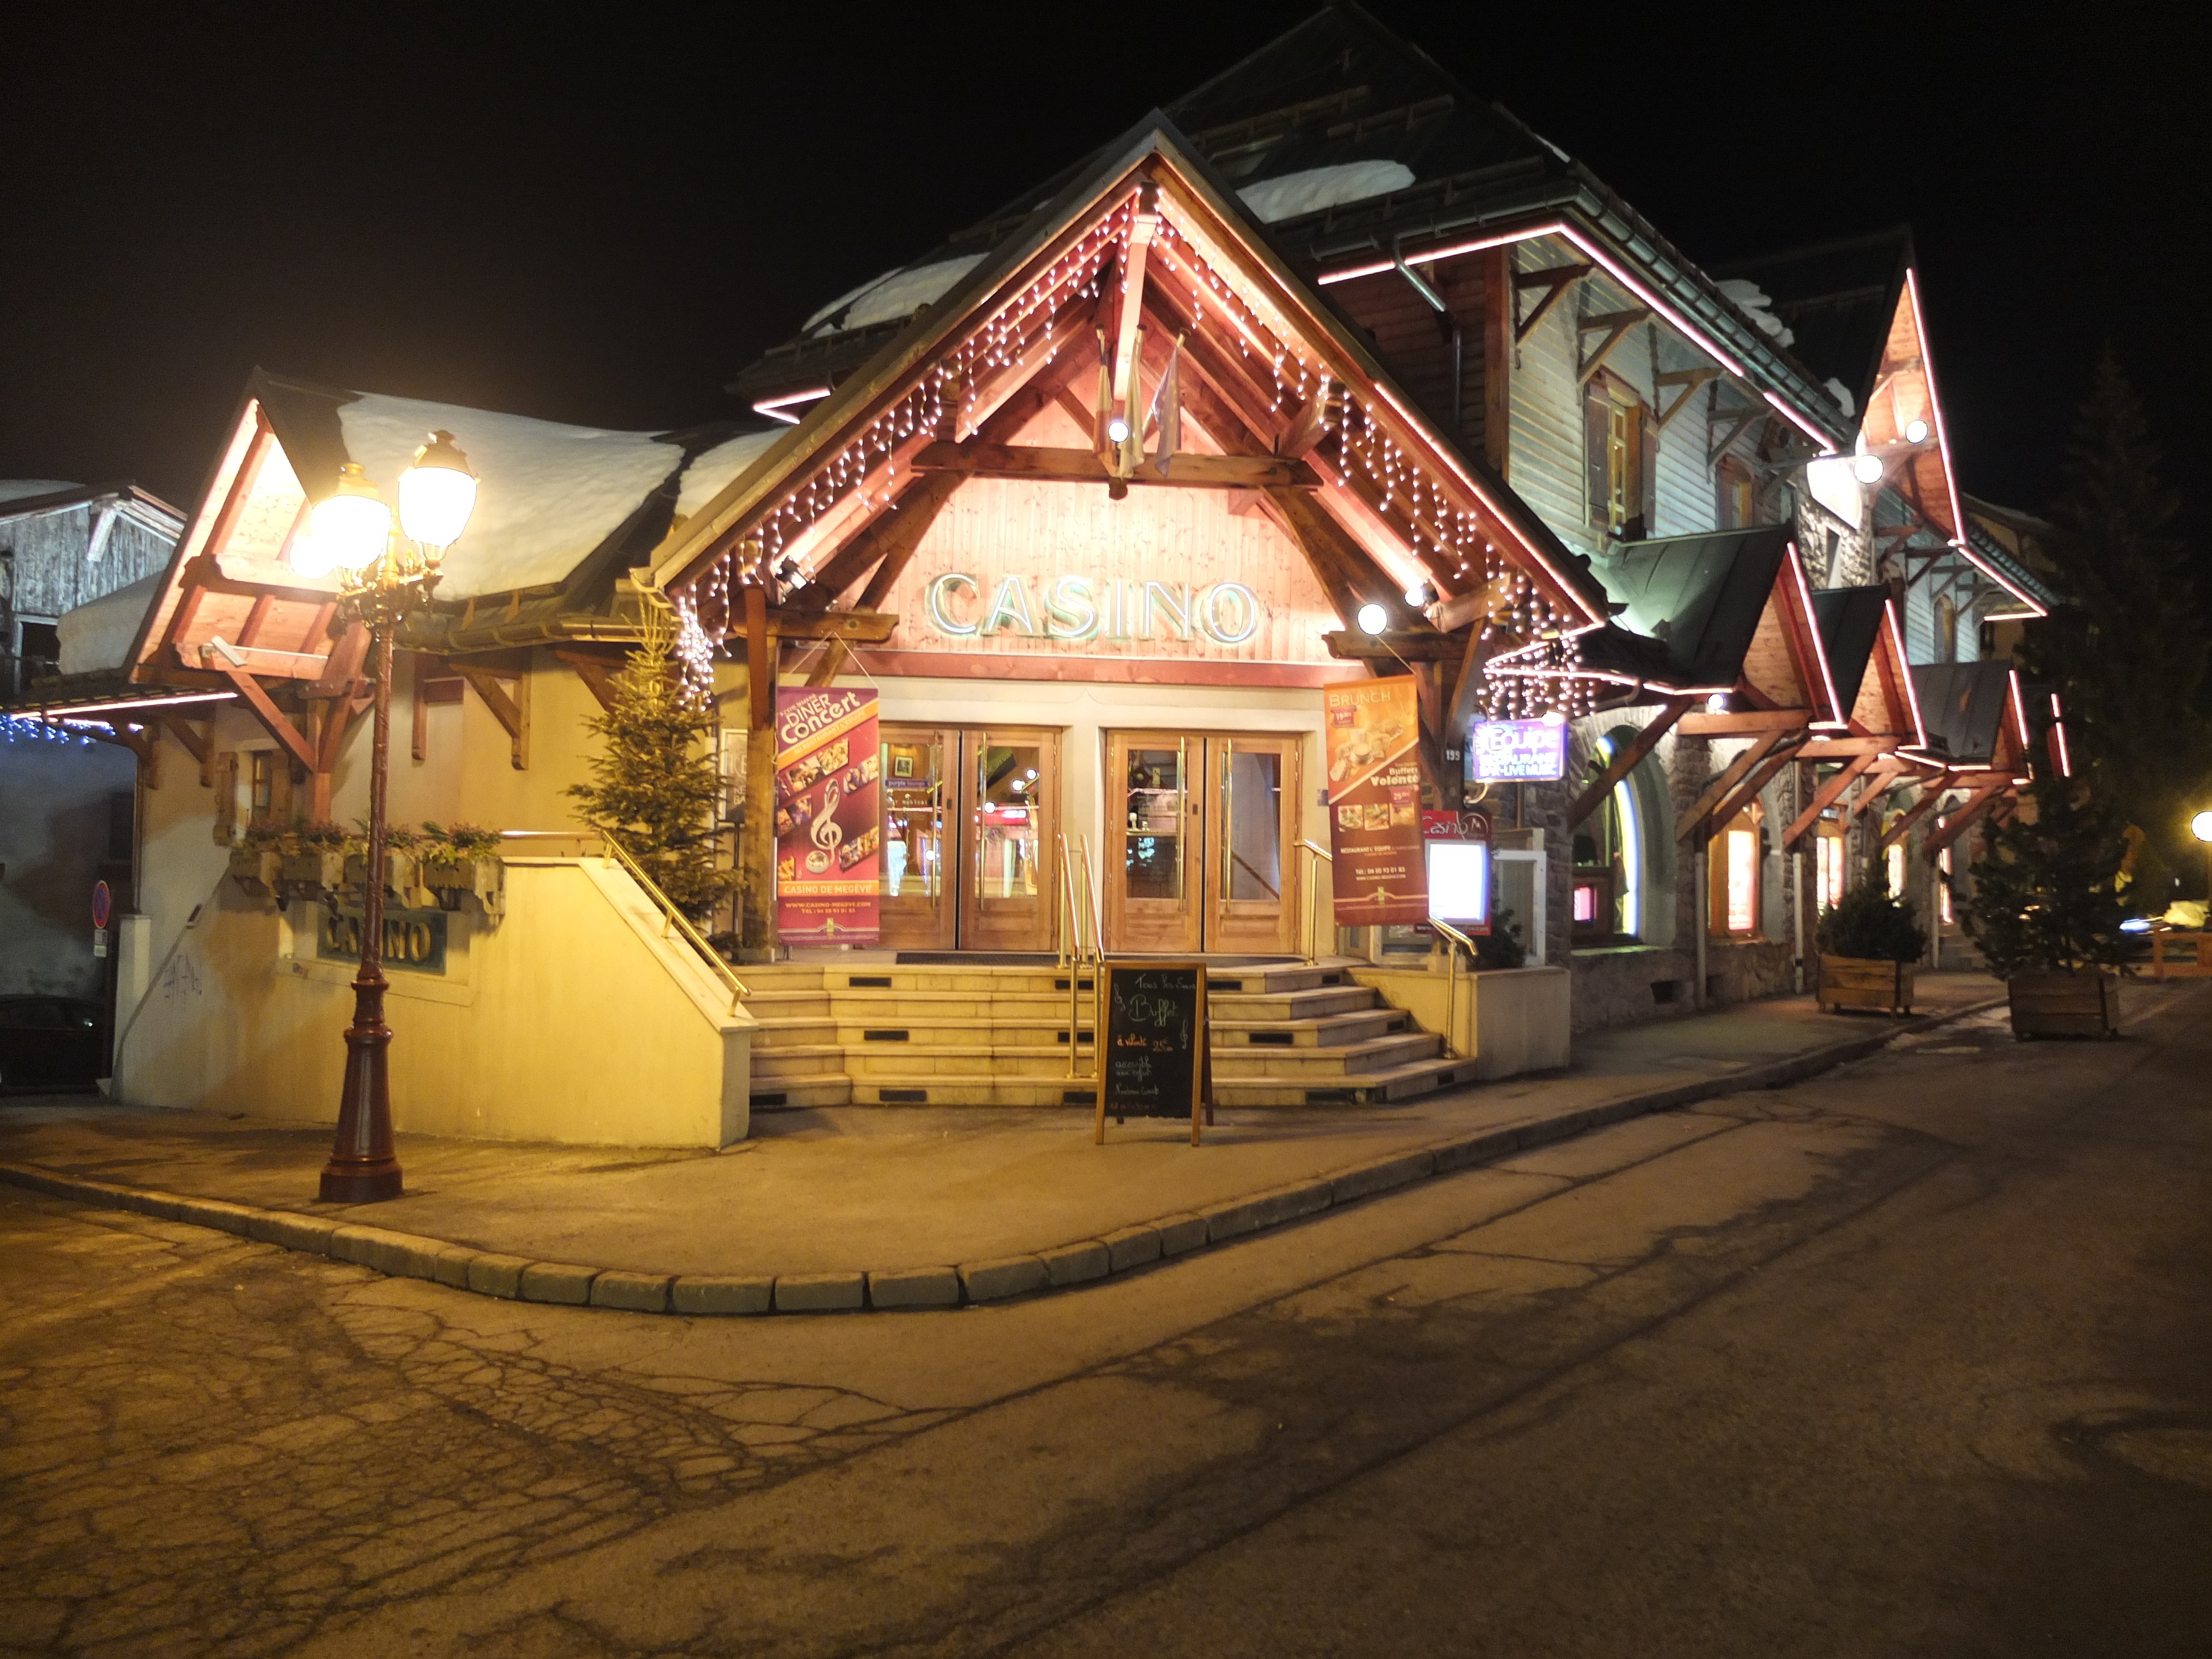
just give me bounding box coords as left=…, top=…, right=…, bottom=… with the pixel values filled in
left=306, top=434, right=477, bottom=1202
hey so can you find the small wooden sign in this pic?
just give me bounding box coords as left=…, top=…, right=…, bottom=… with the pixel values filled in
left=1095, top=961, right=1212, bottom=1145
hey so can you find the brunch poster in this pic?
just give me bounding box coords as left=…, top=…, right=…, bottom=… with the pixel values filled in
left=1323, top=676, right=1428, bottom=925
left=774, top=687, right=881, bottom=943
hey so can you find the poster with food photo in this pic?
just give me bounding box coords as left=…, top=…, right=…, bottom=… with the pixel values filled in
left=774, top=687, right=881, bottom=942
left=1322, top=676, right=1427, bottom=925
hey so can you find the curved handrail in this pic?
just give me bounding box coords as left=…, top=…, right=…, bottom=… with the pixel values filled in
left=1298, top=839, right=1335, bottom=963
left=599, top=831, right=749, bottom=1011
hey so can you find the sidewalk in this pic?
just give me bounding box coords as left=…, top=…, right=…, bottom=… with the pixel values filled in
left=0, top=974, right=2005, bottom=1313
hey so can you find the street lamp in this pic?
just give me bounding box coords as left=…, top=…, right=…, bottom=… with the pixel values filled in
left=315, top=435, right=476, bottom=1202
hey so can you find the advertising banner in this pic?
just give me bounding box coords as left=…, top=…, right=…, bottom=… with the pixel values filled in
left=774, top=687, right=881, bottom=943
left=1323, top=676, right=1427, bottom=926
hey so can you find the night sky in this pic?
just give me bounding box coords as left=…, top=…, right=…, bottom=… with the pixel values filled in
left=8, top=3, right=2200, bottom=525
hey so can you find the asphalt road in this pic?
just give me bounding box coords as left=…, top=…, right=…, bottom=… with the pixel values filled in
left=4, top=985, right=2208, bottom=1658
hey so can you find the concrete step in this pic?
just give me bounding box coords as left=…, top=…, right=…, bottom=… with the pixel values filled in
left=743, top=990, right=833, bottom=1020
left=823, top=992, right=1094, bottom=1021
left=1211, top=1054, right=1474, bottom=1108
left=845, top=1046, right=1101, bottom=1080
left=1207, top=1031, right=1443, bottom=1079
left=748, top=1074, right=853, bottom=1110
left=1198, top=964, right=1357, bottom=995
left=847, top=1076, right=1109, bottom=1109
left=749, top=1018, right=837, bottom=1048
left=749, top=1044, right=848, bottom=1080
left=830, top=1019, right=1092, bottom=1048
left=1211, top=1008, right=1411, bottom=1047
left=1208, top=985, right=1381, bottom=1021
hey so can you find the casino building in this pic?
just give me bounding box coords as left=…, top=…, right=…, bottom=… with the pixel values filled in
left=12, top=7, right=2062, bottom=1145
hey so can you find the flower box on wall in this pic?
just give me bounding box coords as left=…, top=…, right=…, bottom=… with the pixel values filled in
left=1817, top=954, right=1915, bottom=1016
left=2007, top=968, right=2117, bottom=1039
left=226, top=847, right=281, bottom=899
left=419, top=855, right=505, bottom=921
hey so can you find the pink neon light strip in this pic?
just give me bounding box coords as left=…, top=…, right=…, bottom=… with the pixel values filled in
left=1787, top=545, right=1843, bottom=723
left=1887, top=602, right=1929, bottom=748
left=752, top=386, right=833, bottom=425
left=1904, top=269, right=2045, bottom=615
left=40, top=690, right=236, bottom=717
left=2007, top=669, right=2033, bottom=750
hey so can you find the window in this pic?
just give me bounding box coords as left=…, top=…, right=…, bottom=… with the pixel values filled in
left=1886, top=841, right=1906, bottom=900
left=1938, top=846, right=1954, bottom=926
left=1717, top=455, right=1757, bottom=530
left=1934, top=595, right=1957, bottom=663
left=249, top=752, right=275, bottom=823
left=1816, top=827, right=1845, bottom=915
left=1585, top=374, right=1657, bottom=539
left=1709, top=807, right=1762, bottom=938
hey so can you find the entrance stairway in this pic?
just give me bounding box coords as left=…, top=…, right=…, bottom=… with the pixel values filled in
left=742, top=959, right=1474, bottom=1110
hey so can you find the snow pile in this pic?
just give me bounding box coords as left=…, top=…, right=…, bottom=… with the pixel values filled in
left=336, top=395, right=684, bottom=600
left=1237, top=161, right=1415, bottom=225
left=0, top=479, right=81, bottom=507
left=1717, top=279, right=1796, bottom=348
left=1823, top=377, right=1856, bottom=416
left=805, top=255, right=986, bottom=337
left=676, top=430, right=784, bottom=523
left=58, top=571, right=161, bottom=675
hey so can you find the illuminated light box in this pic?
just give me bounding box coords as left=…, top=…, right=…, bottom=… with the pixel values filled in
left=1425, top=840, right=1491, bottom=930
left=1468, top=719, right=1567, bottom=782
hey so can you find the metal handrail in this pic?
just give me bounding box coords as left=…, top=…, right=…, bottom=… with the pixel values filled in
left=600, top=831, right=749, bottom=1013
left=1430, top=916, right=1477, bottom=1060
left=1298, top=838, right=1334, bottom=963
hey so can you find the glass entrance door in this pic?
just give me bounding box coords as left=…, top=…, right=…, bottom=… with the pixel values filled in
left=879, top=726, right=954, bottom=951
left=958, top=728, right=1060, bottom=953
left=1105, top=732, right=1301, bottom=954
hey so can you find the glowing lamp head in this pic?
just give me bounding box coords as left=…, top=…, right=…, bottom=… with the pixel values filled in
left=1851, top=452, right=1886, bottom=485
left=1404, top=581, right=1432, bottom=608
left=1356, top=602, right=1389, bottom=635
left=1905, top=418, right=1931, bottom=444
left=287, top=534, right=339, bottom=580
left=397, top=430, right=477, bottom=549
left=2192, top=810, right=2212, bottom=844
left=1706, top=692, right=1731, bottom=715
left=1105, top=415, right=1131, bottom=445
left=1540, top=708, right=1566, bottom=727
left=311, top=463, right=393, bottom=571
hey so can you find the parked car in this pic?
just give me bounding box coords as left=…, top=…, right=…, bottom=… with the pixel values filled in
left=0, top=996, right=106, bottom=1092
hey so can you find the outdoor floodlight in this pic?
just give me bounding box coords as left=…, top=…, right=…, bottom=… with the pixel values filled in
left=1105, top=416, right=1131, bottom=444
left=1357, top=602, right=1389, bottom=634
left=1404, top=581, right=1432, bottom=607
left=2191, top=810, right=2212, bottom=843
left=1851, top=453, right=1886, bottom=484
left=1905, top=419, right=1931, bottom=444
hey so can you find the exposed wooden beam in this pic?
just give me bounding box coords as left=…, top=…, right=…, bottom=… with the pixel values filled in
left=1679, top=708, right=1806, bottom=735
left=1655, top=366, right=1727, bottom=429
left=1922, top=781, right=2007, bottom=860
left=1569, top=697, right=1691, bottom=828
left=1109, top=180, right=1159, bottom=411
left=1783, top=752, right=1875, bottom=852
left=1843, top=758, right=1911, bottom=823
left=1322, top=630, right=1462, bottom=662
left=1276, top=385, right=1331, bottom=460
left=453, top=664, right=528, bottom=770
left=207, top=663, right=316, bottom=773
left=1513, top=262, right=1591, bottom=342
left=1879, top=784, right=1943, bottom=850
left=1796, top=736, right=1898, bottom=758
left=1678, top=726, right=1795, bottom=843
left=1704, top=745, right=1801, bottom=839
left=907, top=442, right=1317, bottom=491
left=553, top=647, right=623, bottom=714
left=159, top=712, right=214, bottom=786
left=744, top=582, right=772, bottom=731
left=1577, top=308, right=1649, bottom=385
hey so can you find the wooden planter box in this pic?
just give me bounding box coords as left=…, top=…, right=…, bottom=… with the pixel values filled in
left=419, top=855, right=505, bottom=920
left=1817, top=954, right=1916, bottom=1015
left=2008, top=968, right=2118, bottom=1039
left=226, top=847, right=281, bottom=899
left=342, top=850, right=427, bottom=905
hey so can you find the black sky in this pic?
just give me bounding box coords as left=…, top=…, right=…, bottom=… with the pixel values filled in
left=6, top=3, right=2201, bottom=523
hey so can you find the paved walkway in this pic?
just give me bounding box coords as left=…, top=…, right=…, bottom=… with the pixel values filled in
left=0, top=975, right=2004, bottom=1312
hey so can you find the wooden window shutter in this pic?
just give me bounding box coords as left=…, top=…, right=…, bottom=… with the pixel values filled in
left=271, top=754, right=295, bottom=825
left=212, top=752, right=238, bottom=845
left=1584, top=384, right=1611, bottom=526
left=1637, top=406, right=1659, bottom=533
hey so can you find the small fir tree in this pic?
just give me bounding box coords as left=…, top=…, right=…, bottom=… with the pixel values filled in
left=1815, top=879, right=1927, bottom=963
left=567, top=602, right=738, bottom=921
left=1962, top=775, right=2130, bottom=978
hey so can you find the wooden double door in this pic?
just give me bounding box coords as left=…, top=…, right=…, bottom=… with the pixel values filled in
left=878, top=725, right=1060, bottom=953
left=1105, top=731, right=1302, bottom=955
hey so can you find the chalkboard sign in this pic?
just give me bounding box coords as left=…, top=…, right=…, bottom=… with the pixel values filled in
left=1095, top=962, right=1212, bottom=1145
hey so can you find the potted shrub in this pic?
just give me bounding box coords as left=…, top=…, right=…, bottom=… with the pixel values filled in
left=419, top=821, right=505, bottom=916
left=1815, top=880, right=1927, bottom=1015
left=1964, top=776, right=2128, bottom=1039
left=276, top=821, right=349, bottom=904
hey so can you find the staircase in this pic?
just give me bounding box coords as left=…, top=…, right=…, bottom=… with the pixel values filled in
left=743, top=959, right=1475, bottom=1110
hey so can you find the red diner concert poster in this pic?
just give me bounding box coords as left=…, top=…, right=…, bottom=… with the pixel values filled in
left=1323, top=676, right=1428, bottom=925
left=774, top=687, right=881, bottom=943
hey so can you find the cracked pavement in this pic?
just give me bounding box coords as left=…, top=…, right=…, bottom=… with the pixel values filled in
left=4, top=987, right=2209, bottom=1657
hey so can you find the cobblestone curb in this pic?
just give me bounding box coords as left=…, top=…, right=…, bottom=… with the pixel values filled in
left=0, top=999, right=2002, bottom=1315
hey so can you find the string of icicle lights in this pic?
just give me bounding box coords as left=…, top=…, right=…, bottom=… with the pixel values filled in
left=1, top=714, right=100, bottom=746
left=1478, top=633, right=1601, bottom=722
left=670, top=181, right=1585, bottom=718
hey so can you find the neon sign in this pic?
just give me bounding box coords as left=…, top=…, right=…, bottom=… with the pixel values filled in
left=923, top=572, right=1261, bottom=646
left=1468, top=720, right=1567, bottom=782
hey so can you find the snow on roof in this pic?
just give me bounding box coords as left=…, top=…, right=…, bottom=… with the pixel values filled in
left=333, top=395, right=682, bottom=601
left=675, top=430, right=782, bottom=523
left=1716, top=280, right=1796, bottom=349
left=0, top=479, right=82, bottom=506
left=1235, top=160, right=1415, bottom=225
left=58, top=571, right=163, bottom=676
left=804, top=254, right=986, bottom=337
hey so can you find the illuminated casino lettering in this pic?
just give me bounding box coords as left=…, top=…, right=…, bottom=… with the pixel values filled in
left=921, top=572, right=1264, bottom=648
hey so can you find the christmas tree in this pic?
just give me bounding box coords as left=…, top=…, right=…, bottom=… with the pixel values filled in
left=566, top=601, right=738, bottom=921
left=1963, top=775, right=2129, bottom=977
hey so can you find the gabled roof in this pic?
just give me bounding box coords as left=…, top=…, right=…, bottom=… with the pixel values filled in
left=1813, top=586, right=1925, bottom=745
left=733, top=3, right=1852, bottom=450
left=655, top=112, right=1615, bottom=633
left=118, top=373, right=774, bottom=688
left=1912, top=660, right=2027, bottom=769
left=0, top=481, right=183, bottom=536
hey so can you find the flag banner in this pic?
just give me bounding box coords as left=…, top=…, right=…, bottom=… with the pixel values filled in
left=1323, top=676, right=1427, bottom=926
left=774, top=687, right=881, bottom=944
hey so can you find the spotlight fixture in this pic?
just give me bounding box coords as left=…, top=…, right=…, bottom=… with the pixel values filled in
left=1404, top=581, right=1432, bottom=607
left=1905, top=419, right=1931, bottom=444
left=1105, top=416, right=1130, bottom=445
left=1357, top=602, right=1388, bottom=634
left=1851, top=453, right=1886, bottom=485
